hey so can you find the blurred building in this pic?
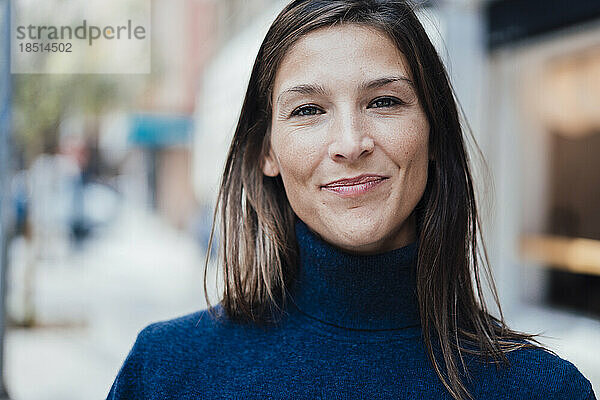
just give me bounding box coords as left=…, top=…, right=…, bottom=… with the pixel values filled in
left=434, top=1, right=600, bottom=385
left=124, top=0, right=219, bottom=228
left=127, top=0, right=284, bottom=229
left=481, top=0, right=600, bottom=317
left=192, top=0, right=282, bottom=206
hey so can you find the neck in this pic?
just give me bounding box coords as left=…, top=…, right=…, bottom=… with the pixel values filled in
left=289, top=216, right=421, bottom=331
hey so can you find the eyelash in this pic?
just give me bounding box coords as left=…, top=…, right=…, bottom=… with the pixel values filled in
left=368, top=96, right=403, bottom=109
left=291, top=104, right=323, bottom=117
left=290, top=97, right=403, bottom=117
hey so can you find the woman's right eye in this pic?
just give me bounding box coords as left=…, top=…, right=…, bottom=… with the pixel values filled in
left=291, top=105, right=323, bottom=117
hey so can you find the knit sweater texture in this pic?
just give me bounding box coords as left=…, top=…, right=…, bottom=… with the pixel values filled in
left=107, top=217, right=596, bottom=399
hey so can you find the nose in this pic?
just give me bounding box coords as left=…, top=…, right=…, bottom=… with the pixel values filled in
left=327, top=110, right=374, bottom=163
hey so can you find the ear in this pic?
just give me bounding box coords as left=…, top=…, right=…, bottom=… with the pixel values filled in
left=262, top=146, right=280, bottom=177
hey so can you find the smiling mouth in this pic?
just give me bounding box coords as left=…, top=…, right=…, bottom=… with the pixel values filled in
left=321, top=177, right=388, bottom=198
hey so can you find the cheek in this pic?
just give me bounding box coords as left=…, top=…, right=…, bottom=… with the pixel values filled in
left=406, top=126, right=430, bottom=185
left=274, top=140, right=322, bottom=218
left=375, top=113, right=429, bottom=199
left=376, top=113, right=429, bottom=165
left=397, top=145, right=428, bottom=196
left=271, top=128, right=322, bottom=188
left=403, top=129, right=430, bottom=199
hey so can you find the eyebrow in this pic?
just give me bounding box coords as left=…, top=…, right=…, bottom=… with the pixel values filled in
left=359, top=75, right=413, bottom=91
left=276, top=83, right=328, bottom=105
left=276, top=75, right=413, bottom=105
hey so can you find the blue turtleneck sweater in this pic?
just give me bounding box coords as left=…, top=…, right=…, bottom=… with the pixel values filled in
left=107, top=217, right=595, bottom=399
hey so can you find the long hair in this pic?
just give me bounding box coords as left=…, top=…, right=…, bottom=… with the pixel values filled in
left=203, top=1, right=540, bottom=399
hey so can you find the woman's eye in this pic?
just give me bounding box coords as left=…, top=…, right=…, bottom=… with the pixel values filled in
left=291, top=105, right=323, bottom=117
left=368, top=97, right=401, bottom=108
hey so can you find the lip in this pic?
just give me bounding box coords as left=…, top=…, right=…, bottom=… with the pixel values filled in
left=320, top=174, right=389, bottom=198
left=321, top=174, right=388, bottom=187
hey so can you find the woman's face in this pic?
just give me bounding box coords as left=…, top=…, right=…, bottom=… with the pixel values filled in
left=263, top=24, right=430, bottom=254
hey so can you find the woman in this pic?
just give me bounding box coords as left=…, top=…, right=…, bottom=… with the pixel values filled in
left=107, top=1, right=595, bottom=399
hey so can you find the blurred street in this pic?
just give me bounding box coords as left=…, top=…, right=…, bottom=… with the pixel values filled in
left=4, top=202, right=218, bottom=400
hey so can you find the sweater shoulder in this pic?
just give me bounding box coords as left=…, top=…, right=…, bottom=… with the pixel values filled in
left=136, top=305, right=227, bottom=347
left=106, top=305, right=233, bottom=399
left=478, top=345, right=595, bottom=399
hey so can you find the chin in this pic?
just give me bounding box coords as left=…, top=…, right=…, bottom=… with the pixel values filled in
left=332, top=224, right=388, bottom=249
left=335, top=238, right=389, bottom=254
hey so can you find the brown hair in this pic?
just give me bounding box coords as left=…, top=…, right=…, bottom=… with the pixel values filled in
left=203, top=1, right=541, bottom=399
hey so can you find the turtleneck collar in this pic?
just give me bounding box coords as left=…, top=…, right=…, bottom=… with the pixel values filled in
left=288, top=216, right=421, bottom=331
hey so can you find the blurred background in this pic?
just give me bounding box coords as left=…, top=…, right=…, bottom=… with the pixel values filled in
left=0, top=0, right=599, bottom=398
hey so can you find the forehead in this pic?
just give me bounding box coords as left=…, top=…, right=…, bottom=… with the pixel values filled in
left=273, top=24, right=412, bottom=95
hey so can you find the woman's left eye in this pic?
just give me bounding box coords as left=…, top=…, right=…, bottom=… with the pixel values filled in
left=368, top=97, right=401, bottom=108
